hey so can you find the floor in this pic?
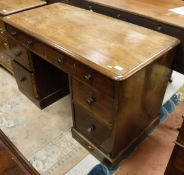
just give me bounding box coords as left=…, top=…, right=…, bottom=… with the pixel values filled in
left=0, top=66, right=184, bottom=175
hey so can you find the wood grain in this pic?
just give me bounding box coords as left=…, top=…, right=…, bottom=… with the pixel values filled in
left=3, top=3, right=179, bottom=80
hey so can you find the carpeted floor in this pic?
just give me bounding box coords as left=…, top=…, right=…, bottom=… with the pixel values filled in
left=0, top=65, right=184, bottom=175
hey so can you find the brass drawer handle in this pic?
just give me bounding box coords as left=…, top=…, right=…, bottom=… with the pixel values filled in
left=20, top=77, right=26, bottom=82
left=15, top=51, right=22, bottom=57
left=87, top=124, right=96, bottom=133
left=84, top=73, right=93, bottom=81
left=11, top=31, right=17, bottom=36
left=57, top=56, right=64, bottom=65
left=27, top=39, right=33, bottom=46
left=175, top=141, right=184, bottom=149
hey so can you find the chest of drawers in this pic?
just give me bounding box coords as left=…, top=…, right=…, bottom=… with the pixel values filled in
left=0, top=0, right=46, bottom=74
left=3, top=3, right=180, bottom=166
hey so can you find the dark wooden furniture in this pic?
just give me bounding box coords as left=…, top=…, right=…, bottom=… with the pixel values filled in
left=0, top=129, right=39, bottom=175
left=3, top=3, right=180, bottom=167
left=165, top=116, right=184, bottom=175
left=47, top=0, right=184, bottom=75
left=0, top=0, right=46, bottom=74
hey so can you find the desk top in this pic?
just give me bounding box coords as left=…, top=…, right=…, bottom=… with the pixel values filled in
left=87, top=0, right=184, bottom=29
left=3, top=3, right=179, bottom=80
left=0, top=0, right=46, bottom=16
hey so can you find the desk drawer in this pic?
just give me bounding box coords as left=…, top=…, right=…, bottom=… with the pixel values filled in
left=72, top=78, right=113, bottom=126
left=12, top=61, right=39, bottom=99
left=46, top=46, right=75, bottom=73
left=73, top=62, right=114, bottom=97
left=7, top=25, right=45, bottom=58
left=8, top=37, right=33, bottom=71
left=74, top=103, right=112, bottom=154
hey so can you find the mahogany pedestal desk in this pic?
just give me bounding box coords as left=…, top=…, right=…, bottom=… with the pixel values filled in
left=0, top=0, right=46, bottom=74
left=3, top=3, right=180, bottom=167
left=47, top=0, right=184, bottom=75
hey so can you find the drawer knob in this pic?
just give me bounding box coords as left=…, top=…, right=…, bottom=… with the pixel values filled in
left=87, top=124, right=96, bottom=133
left=84, top=73, right=93, bottom=81
left=11, top=31, right=17, bottom=36
left=157, top=25, right=162, bottom=31
left=27, top=39, right=33, bottom=46
left=20, top=77, right=26, bottom=82
left=15, top=51, right=22, bottom=57
left=58, top=56, right=64, bottom=65
left=87, top=96, right=96, bottom=105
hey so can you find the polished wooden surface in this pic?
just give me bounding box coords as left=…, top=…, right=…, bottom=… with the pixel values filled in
left=85, top=0, right=184, bottom=29
left=3, top=3, right=179, bottom=80
left=3, top=3, right=179, bottom=166
left=0, top=129, right=39, bottom=175
left=0, top=0, right=46, bottom=16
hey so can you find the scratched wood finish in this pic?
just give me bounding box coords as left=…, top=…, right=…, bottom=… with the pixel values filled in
left=3, top=3, right=179, bottom=80
left=0, top=0, right=46, bottom=73
left=165, top=117, right=184, bottom=175
left=0, top=129, right=39, bottom=175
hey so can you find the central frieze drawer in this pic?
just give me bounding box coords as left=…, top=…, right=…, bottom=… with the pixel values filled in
left=46, top=46, right=75, bottom=73
left=74, top=103, right=113, bottom=154
left=72, top=78, right=114, bottom=126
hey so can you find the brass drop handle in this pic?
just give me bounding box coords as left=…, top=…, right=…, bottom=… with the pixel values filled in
left=20, top=77, right=26, bottom=82
left=87, top=124, right=96, bottom=133
left=11, top=31, right=17, bottom=36
left=57, top=56, right=64, bottom=65
left=87, top=95, right=96, bottom=105
left=84, top=73, right=93, bottom=81
left=15, top=51, right=22, bottom=57
left=27, top=39, right=33, bottom=46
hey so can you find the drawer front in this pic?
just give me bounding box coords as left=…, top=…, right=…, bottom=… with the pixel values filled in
left=74, top=62, right=114, bottom=97
left=12, top=61, right=38, bottom=99
left=74, top=103, right=113, bottom=154
left=46, top=46, right=75, bottom=73
left=8, top=37, right=33, bottom=71
left=7, top=25, right=45, bottom=58
left=72, top=78, right=113, bottom=126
